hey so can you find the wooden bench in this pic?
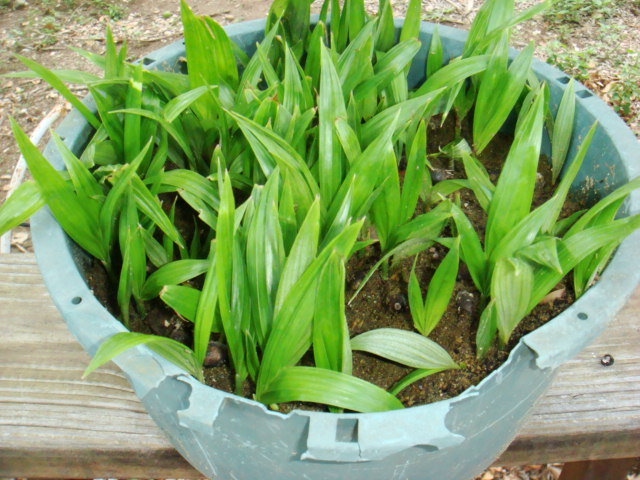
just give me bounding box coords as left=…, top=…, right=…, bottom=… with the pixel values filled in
left=1, top=253, right=638, bottom=479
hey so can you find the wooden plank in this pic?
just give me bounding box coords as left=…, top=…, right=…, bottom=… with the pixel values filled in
left=558, top=458, right=639, bottom=480
left=0, top=253, right=639, bottom=478
left=499, top=285, right=640, bottom=466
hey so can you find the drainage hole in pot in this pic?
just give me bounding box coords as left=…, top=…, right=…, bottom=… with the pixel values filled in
left=336, top=418, right=358, bottom=443
left=557, top=76, right=571, bottom=84
left=576, top=89, right=594, bottom=98
left=577, top=312, right=588, bottom=320
left=71, top=296, right=82, bottom=305
left=142, top=57, right=154, bottom=65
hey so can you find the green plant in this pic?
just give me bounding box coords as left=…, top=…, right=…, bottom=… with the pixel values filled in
left=609, top=55, right=640, bottom=120
left=544, top=40, right=595, bottom=83
left=2, top=0, right=639, bottom=412
left=543, top=0, right=614, bottom=25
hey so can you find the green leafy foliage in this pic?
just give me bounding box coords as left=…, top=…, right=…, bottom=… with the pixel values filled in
left=83, top=332, right=203, bottom=381
left=3, top=0, right=638, bottom=412
left=551, top=78, right=576, bottom=183
left=351, top=328, right=459, bottom=370
left=408, top=239, right=460, bottom=336
left=0, top=181, right=45, bottom=234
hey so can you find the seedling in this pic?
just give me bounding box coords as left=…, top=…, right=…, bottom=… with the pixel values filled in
left=1, top=0, right=638, bottom=411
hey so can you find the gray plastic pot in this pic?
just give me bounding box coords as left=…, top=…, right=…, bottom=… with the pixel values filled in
left=31, top=18, right=640, bottom=480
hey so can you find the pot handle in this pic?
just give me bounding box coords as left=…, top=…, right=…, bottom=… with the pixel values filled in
left=301, top=402, right=465, bottom=462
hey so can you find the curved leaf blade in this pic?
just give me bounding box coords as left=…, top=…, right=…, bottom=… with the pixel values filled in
left=260, top=366, right=403, bottom=412
left=351, top=328, right=459, bottom=370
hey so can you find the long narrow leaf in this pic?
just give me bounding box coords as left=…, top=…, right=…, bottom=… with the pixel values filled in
left=83, top=332, right=202, bottom=382
left=15, top=55, right=100, bottom=129
left=260, top=366, right=403, bottom=412
left=419, top=239, right=460, bottom=336
left=492, top=257, right=533, bottom=344
left=400, top=120, right=427, bottom=224
left=351, top=328, right=459, bottom=370
left=141, top=259, right=209, bottom=299
left=551, top=79, right=576, bottom=183
left=10, top=119, right=106, bottom=261
left=319, top=42, right=347, bottom=203
left=0, top=181, right=44, bottom=234
left=485, top=88, right=544, bottom=254
left=313, top=253, right=349, bottom=373
left=474, top=43, right=534, bottom=153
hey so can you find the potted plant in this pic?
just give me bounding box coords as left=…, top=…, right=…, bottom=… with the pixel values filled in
left=2, top=0, right=640, bottom=478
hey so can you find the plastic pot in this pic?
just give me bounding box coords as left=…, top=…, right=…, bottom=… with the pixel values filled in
left=31, top=18, right=640, bottom=480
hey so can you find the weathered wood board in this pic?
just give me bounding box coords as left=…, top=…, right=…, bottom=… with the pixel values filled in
left=1, top=254, right=639, bottom=478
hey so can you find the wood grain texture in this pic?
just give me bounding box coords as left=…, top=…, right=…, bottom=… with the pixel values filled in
left=1, top=254, right=638, bottom=478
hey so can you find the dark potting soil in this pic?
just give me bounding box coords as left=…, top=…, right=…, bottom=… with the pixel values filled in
left=83, top=114, right=581, bottom=412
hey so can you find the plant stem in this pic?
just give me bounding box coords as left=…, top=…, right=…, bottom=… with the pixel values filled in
left=381, top=257, right=389, bottom=279
left=234, top=374, right=244, bottom=396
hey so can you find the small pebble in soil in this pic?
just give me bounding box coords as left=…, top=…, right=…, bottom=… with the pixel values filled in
left=600, top=354, right=614, bottom=367
left=431, top=168, right=454, bottom=182
left=147, top=309, right=173, bottom=336
left=456, top=290, right=478, bottom=316
left=388, top=293, right=408, bottom=312
left=204, top=341, right=229, bottom=367
left=169, top=326, right=192, bottom=346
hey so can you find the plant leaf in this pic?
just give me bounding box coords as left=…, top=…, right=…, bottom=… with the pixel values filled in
left=160, top=285, right=201, bottom=323
left=275, top=199, right=321, bottom=311
left=426, top=27, right=443, bottom=78
left=319, top=42, right=347, bottom=203
left=258, top=221, right=363, bottom=396
left=313, top=253, right=349, bottom=374
left=414, top=55, right=489, bottom=97
left=400, top=0, right=422, bottom=43
left=260, top=366, right=403, bottom=412
left=389, top=368, right=448, bottom=396
left=52, top=133, right=104, bottom=201
left=246, top=173, right=285, bottom=346
left=473, top=42, right=534, bottom=153
left=460, top=151, right=495, bottom=212
left=400, top=120, right=427, bottom=224
left=551, top=78, right=576, bottom=183
left=531, top=214, right=640, bottom=309
left=215, top=171, right=247, bottom=386
left=492, top=257, right=533, bottom=344
left=476, top=300, right=497, bottom=358
left=141, top=258, right=209, bottom=300
left=10, top=118, right=107, bottom=261
left=485, top=87, right=544, bottom=255
left=15, top=55, right=100, bottom=129
left=449, top=203, right=488, bottom=294
left=132, top=176, right=185, bottom=249
left=420, top=238, right=460, bottom=336
left=517, top=236, right=562, bottom=273
left=351, top=328, right=459, bottom=370
left=83, top=332, right=202, bottom=382
left=0, top=181, right=45, bottom=234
